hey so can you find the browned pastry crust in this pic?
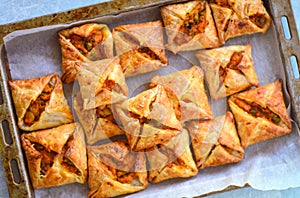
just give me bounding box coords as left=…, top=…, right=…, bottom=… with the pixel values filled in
left=196, top=44, right=259, bottom=100
left=160, top=0, right=221, bottom=54
left=113, top=85, right=182, bottom=151
left=87, top=141, right=148, bottom=197
left=113, top=20, right=168, bottom=77
left=58, top=23, right=113, bottom=83
left=228, top=80, right=292, bottom=148
left=21, top=123, right=87, bottom=189
left=77, top=57, right=128, bottom=110
left=210, top=0, right=272, bottom=44
left=186, top=112, right=244, bottom=169
left=150, top=66, right=212, bottom=122
left=146, top=129, right=198, bottom=183
left=9, top=73, right=74, bottom=131
left=73, top=92, right=125, bottom=145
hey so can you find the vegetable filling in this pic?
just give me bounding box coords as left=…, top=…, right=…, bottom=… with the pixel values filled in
left=175, top=3, right=208, bottom=45
left=234, top=98, right=282, bottom=124
left=250, top=14, right=267, bottom=29
left=61, top=136, right=81, bottom=176
left=24, top=77, right=56, bottom=126
left=219, top=51, right=244, bottom=87
left=69, top=30, right=103, bottom=55
left=33, top=143, right=56, bottom=176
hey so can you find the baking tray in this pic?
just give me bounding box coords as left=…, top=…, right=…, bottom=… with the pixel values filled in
left=0, top=0, right=299, bottom=197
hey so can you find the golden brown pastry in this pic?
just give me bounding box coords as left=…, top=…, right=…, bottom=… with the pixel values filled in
left=73, top=92, right=125, bottom=145
left=150, top=66, right=212, bottom=122
left=21, top=123, right=87, bottom=189
left=228, top=80, right=292, bottom=148
left=58, top=23, right=113, bottom=83
left=210, top=0, right=272, bottom=44
left=186, top=112, right=244, bottom=169
left=77, top=57, right=128, bottom=110
left=196, top=44, right=259, bottom=100
left=87, top=141, right=148, bottom=197
left=160, top=0, right=221, bottom=54
left=113, top=85, right=182, bottom=151
left=113, top=20, right=168, bottom=77
left=147, top=129, right=198, bottom=183
left=9, top=74, right=74, bottom=131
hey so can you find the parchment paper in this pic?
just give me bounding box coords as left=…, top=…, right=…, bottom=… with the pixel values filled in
left=3, top=4, right=300, bottom=198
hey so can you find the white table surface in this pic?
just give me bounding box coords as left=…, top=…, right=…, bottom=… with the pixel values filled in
left=0, top=0, right=299, bottom=197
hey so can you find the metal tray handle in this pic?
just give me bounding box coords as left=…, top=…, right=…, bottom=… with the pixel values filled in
left=270, top=0, right=300, bottom=127
left=0, top=47, right=34, bottom=198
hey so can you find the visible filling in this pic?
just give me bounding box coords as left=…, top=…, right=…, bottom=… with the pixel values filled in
left=117, top=171, right=141, bottom=186
left=174, top=3, right=208, bottom=45
left=69, top=30, right=103, bottom=55
left=250, top=14, right=267, bottom=29
left=234, top=98, right=282, bottom=125
left=210, top=0, right=233, bottom=8
left=24, top=77, right=56, bottom=126
left=61, top=136, right=81, bottom=176
left=33, top=143, right=56, bottom=176
left=96, top=105, right=114, bottom=122
left=218, top=51, right=244, bottom=88
left=137, top=47, right=160, bottom=61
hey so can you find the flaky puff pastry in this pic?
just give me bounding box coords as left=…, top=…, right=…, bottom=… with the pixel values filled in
left=160, top=0, right=221, bottom=54
left=87, top=141, right=148, bottom=198
left=113, top=85, right=182, bottom=151
left=73, top=92, right=124, bottom=145
left=58, top=23, right=113, bottom=83
left=77, top=57, right=128, bottom=110
left=113, top=20, right=168, bottom=77
left=186, top=112, right=244, bottom=169
left=228, top=80, right=292, bottom=148
left=210, top=0, right=272, bottom=44
left=196, top=44, right=259, bottom=100
left=21, top=123, right=87, bottom=189
left=9, top=74, right=74, bottom=131
left=150, top=66, right=212, bottom=122
left=146, top=129, right=198, bottom=183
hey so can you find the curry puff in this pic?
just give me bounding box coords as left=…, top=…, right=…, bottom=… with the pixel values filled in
left=210, top=0, right=272, bottom=44
left=160, top=0, right=221, bottom=54
left=77, top=57, right=128, bottom=110
left=21, top=123, right=87, bottom=189
left=147, top=129, right=198, bottom=183
left=87, top=141, right=148, bottom=197
left=114, top=85, right=182, bottom=151
left=196, top=44, right=259, bottom=100
left=186, top=112, right=244, bottom=169
left=113, top=20, right=168, bottom=77
left=150, top=66, right=212, bottom=122
left=9, top=74, right=74, bottom=131
left=73, top=92, right=125, bottom=145
left=58, top=23, right=113, bottom=83
left=228, top=80, right=292, bottom=148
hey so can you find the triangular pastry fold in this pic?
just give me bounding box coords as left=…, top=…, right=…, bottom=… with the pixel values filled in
left=160, top=0, right=221, bottom=54
left=210, top=0, right=272, bottom=43
left=186, top=112, right=244, bottom=169
left=9, top=74, right=74, bottom=131
left=146, top=129, right=198, bottom=183
left=228, top=80, right=292, bottom=148
left=73, top=92, right=125, bottom=145
left=150, top=66, right=212, bottom=122
left=113, top=20, right=168, bottom=77
left=58, top=23, right=113, bottom=83
left=113, top=85, right=182, bottom=151
left=77, top=57, right=128, bottom=110
left=196, top=44, right=259, bottom=100
left=87, top=141, right=148, bottom=197
left=21, top=123, right=87, bottom=189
